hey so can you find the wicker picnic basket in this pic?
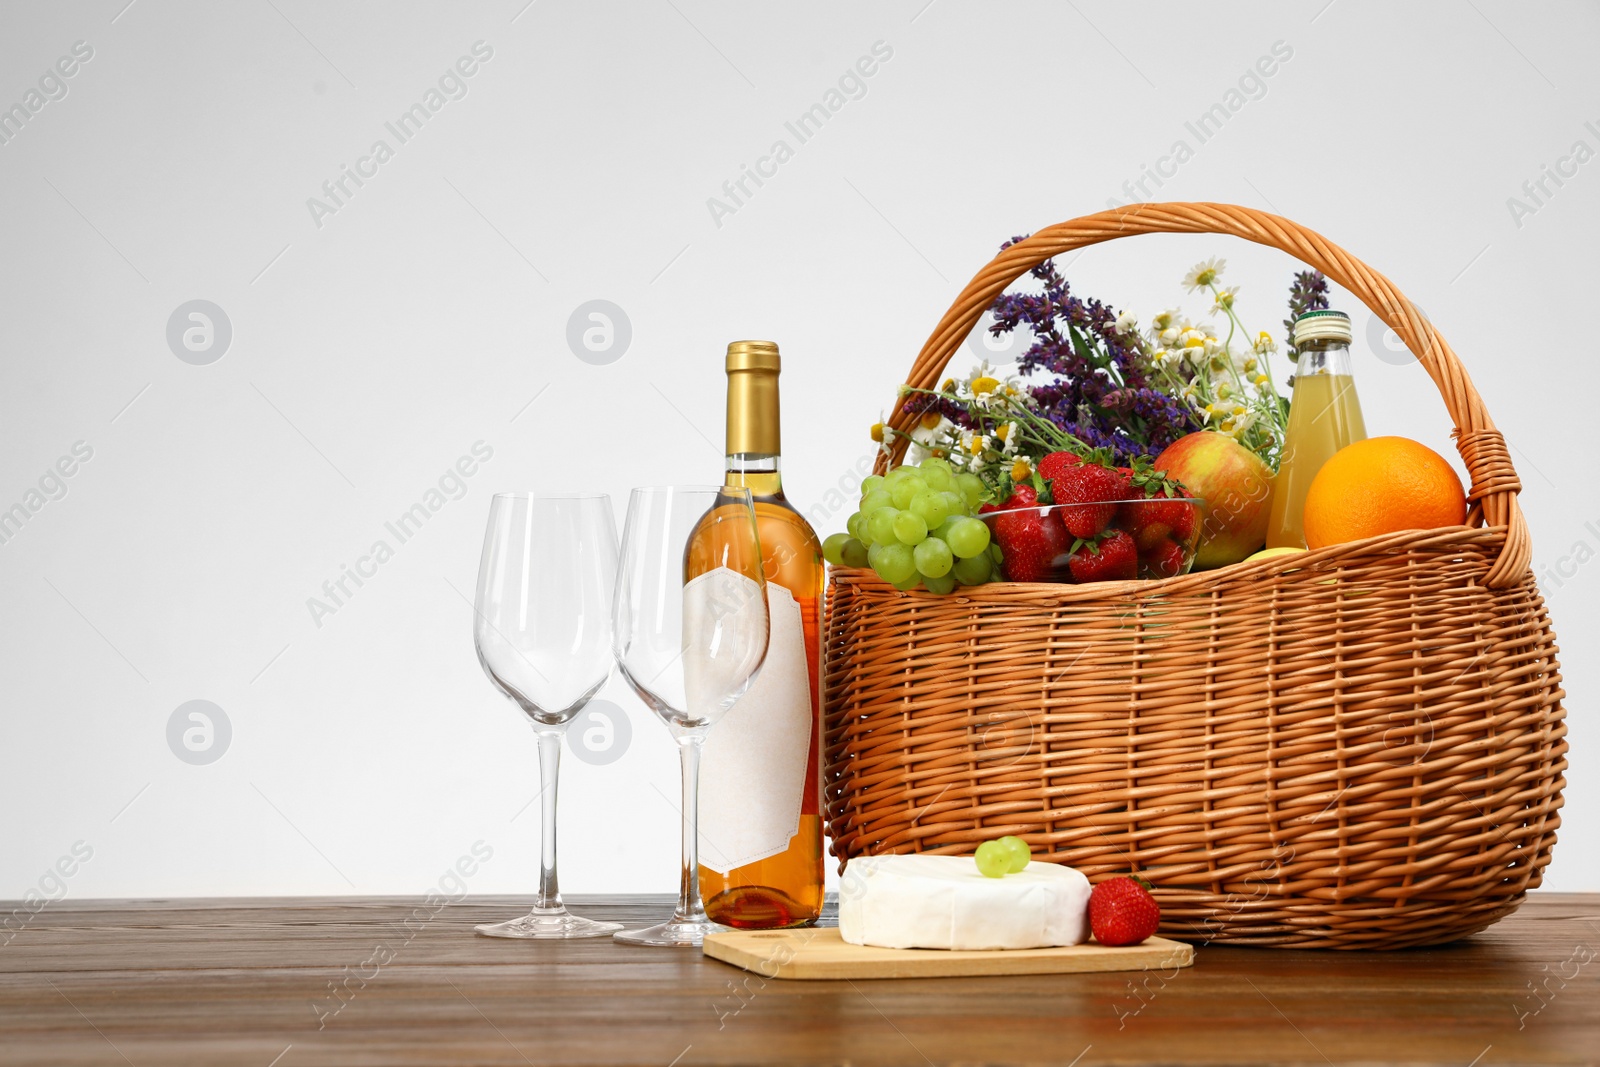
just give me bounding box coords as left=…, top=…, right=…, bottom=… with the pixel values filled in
left=821, top=203, right=1566, bottom=949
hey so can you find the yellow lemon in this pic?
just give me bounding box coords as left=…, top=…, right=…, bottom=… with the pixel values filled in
left=1244, top=547, right=1306, bottom=563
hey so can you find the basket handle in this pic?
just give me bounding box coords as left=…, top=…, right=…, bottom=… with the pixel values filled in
left=879, top=201, right=1530, bottom=589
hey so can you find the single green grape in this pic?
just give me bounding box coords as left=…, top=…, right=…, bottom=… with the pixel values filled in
left=866, top=507, right=899, bottom=545
left=846, top=511, right=862, bottom=540
left=893, top=510, right=928, bottom=545
left=946, top=517, right=992, bottom=559
left=989, top=542, right=1004, bottom=563
left=910, top=491, right=950, bottom=528
left=822, top=532, right=850, bottom=566
left=861, top=474, right=885, bottom=495
left=891, top=574, right=922, bottom=591
left=957, top=473, right=987, bottom=508
left=869, top=541, right=916, bottom=584
left=941, top=490, right=967, bottom=516
left=890, top=474, right=927, bottom=509
left=922, top=464, right=956, bottom=493
left=996, top=835, right=1031, bottom=873
left=860, top=488, right=893, bottom=515
left=921, top=572, right=956, bottom=594
left=952, top=553, right=992, bottom=586
left=884, top=466, right=918, bottom=489
left=919, top=456, right=953, bottom=474
left=840, top=538, right=870, bottom=568
left=974, top=840, right=1010, bottom=879
left=913, top=536, right=953, bottom=577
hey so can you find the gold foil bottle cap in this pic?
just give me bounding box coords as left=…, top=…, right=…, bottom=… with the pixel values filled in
left=725, top=340, right=780, bottom=455
left=726, top=339, right=781, bottom=372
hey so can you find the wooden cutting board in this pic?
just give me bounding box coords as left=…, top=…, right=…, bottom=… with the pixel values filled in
left=702, top=927, right=1193, bottom=980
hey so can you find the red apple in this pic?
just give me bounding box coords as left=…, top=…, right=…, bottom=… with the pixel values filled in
left=1153, top=432, right=1275, bottom=569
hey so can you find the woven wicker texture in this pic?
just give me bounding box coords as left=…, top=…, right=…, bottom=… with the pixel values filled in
left=824, top=203, right=1566, bottom=948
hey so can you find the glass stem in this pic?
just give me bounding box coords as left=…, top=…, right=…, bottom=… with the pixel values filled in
left=671, top=732, right=710, bottom=924
left=535, top=729, right=563, bottom=912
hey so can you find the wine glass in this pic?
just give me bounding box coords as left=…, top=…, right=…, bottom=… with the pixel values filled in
left=612, top=486, right=770, bottom=946
left=471, top=492, right=623, bottom=939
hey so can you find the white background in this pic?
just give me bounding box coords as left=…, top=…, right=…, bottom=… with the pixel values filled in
left=1, top=0, right=1594, bottom=901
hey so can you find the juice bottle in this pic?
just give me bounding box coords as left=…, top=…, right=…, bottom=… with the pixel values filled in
left=1266, top=310, right=1367, bottom=548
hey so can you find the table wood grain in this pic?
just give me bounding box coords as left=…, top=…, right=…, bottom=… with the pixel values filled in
left=2, top=893, right=1596, bottom=1066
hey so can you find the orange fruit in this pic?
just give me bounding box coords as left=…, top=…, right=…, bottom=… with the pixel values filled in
left=1302, top=436, right=1467, bottom=549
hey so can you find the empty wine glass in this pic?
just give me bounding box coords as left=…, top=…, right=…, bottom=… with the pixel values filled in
left=471, top=492, right=623, bottom=939
left=612, top=486, right=770, bottom=947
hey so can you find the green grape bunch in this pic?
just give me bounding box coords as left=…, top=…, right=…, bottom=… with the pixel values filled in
left=821, top=457, right=998, bottom=595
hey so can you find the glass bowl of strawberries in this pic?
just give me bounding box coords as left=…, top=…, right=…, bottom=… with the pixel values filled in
left=977, top=454, right=1204, bottom=584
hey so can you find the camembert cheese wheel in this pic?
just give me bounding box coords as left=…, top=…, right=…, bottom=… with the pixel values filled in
left=837, top=854, right=1091, bottom=951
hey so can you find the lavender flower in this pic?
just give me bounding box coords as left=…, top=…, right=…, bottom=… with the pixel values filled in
left=1283, top=270, right=1330, bottom=362
left=982, top=237, right=1190, bottom=465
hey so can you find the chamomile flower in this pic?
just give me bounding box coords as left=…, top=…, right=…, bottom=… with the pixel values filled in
left=966, top=361, right=998, bottom=389
left=1253, top=331, right=1278, bottom=355
left=1183, top=257, right=1226, bottom=292
left=997, top=421, right=1021, bottom=455
left=1115, top=309, right=1139, bottom=335
left=906, top=415, right=951, bottom=465
left=1150, top=309, right=1180, bottom=334
left=1211, top=286, right=1239, bottom=313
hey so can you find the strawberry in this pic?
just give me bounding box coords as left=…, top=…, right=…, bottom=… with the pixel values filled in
left=979, top=483, right=1034, bottom=516
left=1089, top=876, right=1160, bottom=946
left=1123, top=491, right=1198, bottom=551
left=1037, top=451, right=1082, bottom=483
left=993, top=506, right=1069, bottom=583
left=1067, top=529, right=1137, bottom=583
left=1003, top=484, right=1037, bottom=509
left=1142, top=537, right=1187, bottom=579
left=1151, top=495, right=1198, bottom=540
left=1051, top=462, right=1130, bottom=539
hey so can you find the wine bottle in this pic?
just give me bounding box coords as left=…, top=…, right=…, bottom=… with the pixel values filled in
left=695, top=340, right=825, bottom=929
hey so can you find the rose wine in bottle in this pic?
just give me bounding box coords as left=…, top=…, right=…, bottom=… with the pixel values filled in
left=695, top=340, right=825, bottom=929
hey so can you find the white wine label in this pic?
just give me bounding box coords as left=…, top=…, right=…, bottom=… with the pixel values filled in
left=698, top=582, right=811, bottom=874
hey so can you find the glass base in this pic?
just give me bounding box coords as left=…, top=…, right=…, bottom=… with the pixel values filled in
left=475, top=906, right=622, bottom=939
left=613, top=916, right=729, bottom=947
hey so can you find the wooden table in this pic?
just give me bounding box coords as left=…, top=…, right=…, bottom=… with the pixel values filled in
left=2, top=893, right=1596, bottom=1065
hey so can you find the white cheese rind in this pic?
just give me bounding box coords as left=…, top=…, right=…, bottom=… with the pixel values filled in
left=837, top=854, right=1091, bottom=950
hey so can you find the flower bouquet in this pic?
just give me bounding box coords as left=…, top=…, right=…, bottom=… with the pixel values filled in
left=825, top=245, right=1327, bottom=587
